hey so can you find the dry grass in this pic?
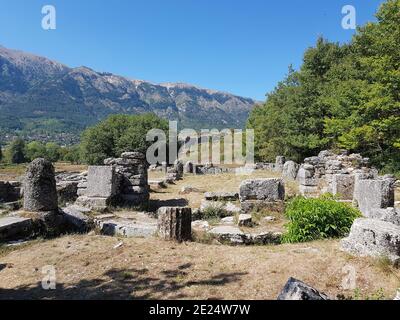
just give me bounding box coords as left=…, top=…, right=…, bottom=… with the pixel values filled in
left=149, top=170, right=287, bottom=209
left=0, top=162, right=87, bottom=181
left=0, top=235, right=399, bottom=300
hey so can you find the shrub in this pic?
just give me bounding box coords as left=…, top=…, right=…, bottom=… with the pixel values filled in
left=282, top=195, right=361, bottom=243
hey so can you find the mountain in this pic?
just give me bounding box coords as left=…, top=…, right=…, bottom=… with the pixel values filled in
left=0, top=46, right=256, bottom=144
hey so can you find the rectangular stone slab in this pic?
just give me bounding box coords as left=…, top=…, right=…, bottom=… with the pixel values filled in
left=86, top=166, right=117, bottom=198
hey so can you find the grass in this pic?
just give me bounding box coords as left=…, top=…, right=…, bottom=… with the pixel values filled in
left=0, top=162, right=87, bottom=181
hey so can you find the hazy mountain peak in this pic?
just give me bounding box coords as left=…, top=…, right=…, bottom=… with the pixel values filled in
left=0, top=45, right=256, bottom=143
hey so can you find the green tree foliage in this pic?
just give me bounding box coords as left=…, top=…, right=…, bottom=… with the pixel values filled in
left=5, top=138, right=26, bottom=164
left=80, top=113, right=169, bottom=165
left=247, top=0, right=400, bottom=171
left=61, top=145, right=81, bottom=164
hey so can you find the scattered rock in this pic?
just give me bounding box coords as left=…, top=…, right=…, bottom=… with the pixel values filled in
left=277, top=277, right=329, bottom=300
left=208, top=226, right=246, bottom=245
left=191, top=220, right=210, bottom=231
left=221, top=216, right=235, bottom=224
left=238, top=214, right=252, bottom=227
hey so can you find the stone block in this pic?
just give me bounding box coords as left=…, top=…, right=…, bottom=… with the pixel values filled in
left=353, top=178, right=394, bottom=217
left=332, top=174, right=355, bottom=200
left=239, top=178, right=285, bottom=202
left=341, top=218, right=400, bottom=264
left=157, top=207, right=192, bottom=242
left=86, top=166, right=117, bottom=198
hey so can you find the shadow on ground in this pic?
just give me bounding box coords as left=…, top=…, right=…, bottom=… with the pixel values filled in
left=0, top=263, right=247, bottom=300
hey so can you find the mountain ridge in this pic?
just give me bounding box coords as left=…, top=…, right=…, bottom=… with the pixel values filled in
left=0, top=45, right=257, bottom=144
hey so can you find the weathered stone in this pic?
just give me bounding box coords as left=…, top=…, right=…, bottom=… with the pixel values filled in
left=341, top=218, right=400, bottom=264
left=23, top=158, right=58, bottom=212
left=332, top=174, right=355, bottom=200
left=299, top=185, right=319, bottom=198
left=161, top=161, right=168, bottom=173
left=238, top=214, right=252, bottom=227
left=191, top=220, right=210, bottom=231
left=98, top=219, right=157, bottom=238
left=180, top=186, right=200, bottom=194
left=0, top=216, right=34, bottom=242
left=75, top=196, right=110, bottom=212
left=57, top=181, right=79, bottom=204
left=367, top=208, right=400, bottom=226
left=239, top=178, right=285, bottom=202
left=353, top=178, right=394, bottom=217
left=240, top=200, right=284, bottom=214
left=275, top=156, right=286, bottom=172
left=208, top=226, right=246, bottom=245
left=277, top=278, right=329, bottom=300
left=248, top=232, right=282, bottom=245
left=86, top=166, right=118, bottom=198
left=297, top=167, right=317, bottom=186
left=221, top=216, right=235, bottom=224
left=157, top=207, right=192, bottom=242
left=282, top=161, right=299, bottom=181
left=204, top=192, right=239, bottom=201
left=121, top=152, right=146, bottom=160
left=184, top=161, right=194, bottom=174
left=62, top=206, right=94, bottom=233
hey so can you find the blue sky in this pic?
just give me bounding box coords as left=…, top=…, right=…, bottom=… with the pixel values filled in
left=0, top=0, right=384, bottom=100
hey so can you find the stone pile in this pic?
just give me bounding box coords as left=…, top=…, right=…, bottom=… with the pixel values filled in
left=342, top=175, right=400, bottom=264
left=239, top=178, right=285, bottom=213
left=297, top=150, right=375, bottom=199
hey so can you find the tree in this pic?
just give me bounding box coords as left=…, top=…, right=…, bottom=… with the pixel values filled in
left=45, top=142, right=61, bottom=162
left=25, top=141, right=47, bottom=161
left=247, top=0, right=400, bottom=172
left=6, top=138, right=26, bottom=164
left=80, top=113, right=169, bottom=165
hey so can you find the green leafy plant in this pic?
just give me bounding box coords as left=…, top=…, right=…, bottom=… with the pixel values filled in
left=282, top=195, right=361, bottom=243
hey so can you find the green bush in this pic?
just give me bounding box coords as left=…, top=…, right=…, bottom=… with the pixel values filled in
left=282, top=195, right=361, bottom=243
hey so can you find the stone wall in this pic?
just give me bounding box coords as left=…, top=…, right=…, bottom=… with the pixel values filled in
left=297, top=150, right=376, bottom=199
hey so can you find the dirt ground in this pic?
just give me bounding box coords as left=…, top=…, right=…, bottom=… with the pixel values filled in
left=0, top=235, right=399, bottom=300
left=0, top=165, right=399, bottom=300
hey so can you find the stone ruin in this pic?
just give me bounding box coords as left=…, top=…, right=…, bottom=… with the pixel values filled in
left=239, top=178, right=285, bottom=214
left=341, top=175, right=400, bottom=264
left=76, top=152, right=149, bottom=211
left=297, top=150, right=374, bottom=199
